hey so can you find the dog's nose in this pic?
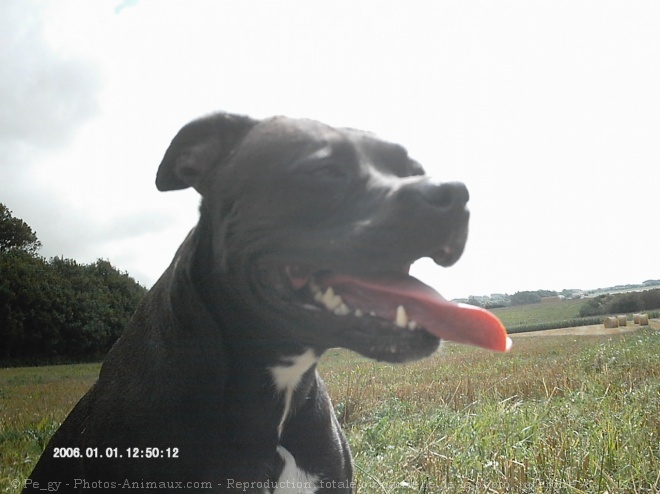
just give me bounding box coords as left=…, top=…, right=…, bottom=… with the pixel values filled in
left=418, top=180, right=470, bottom=211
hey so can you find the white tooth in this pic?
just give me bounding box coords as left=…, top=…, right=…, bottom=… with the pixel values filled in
left=354, top=309, right=364, bottom=318
left=321, top=287, right=343, bottom=311
left=331, top=296, right=344, bottom=310
left=407, top=320, right=418, bottom=330
left=395, top=305, right=408, bottom=328
left=369, top=311, right=376, bottom=317
left=334, top=303, right=351, bottom=316
left=320, top=286, right=334, bottom=306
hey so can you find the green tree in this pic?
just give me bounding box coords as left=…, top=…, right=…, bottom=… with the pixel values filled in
left=0, top=250, right=65, bottom=358
left=578, top=295, right=609, bottom=317
left=608, top=293, right=643, bottom=314
left=0, top=208, right=147, bottom=362
left=509, top=291, right=543, bottom=306
left=0, top=203, right=42, bottom=254
left=641, top=289, right=660, bottom=310
left=578, top=290, right=660, bottom=318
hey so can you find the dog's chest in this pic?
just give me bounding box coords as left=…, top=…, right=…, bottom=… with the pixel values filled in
left=269, top=350, right=320, bottom=493
left=272, top=445, right=318, bottom=493
left=269, top=349, right=318, bottom=436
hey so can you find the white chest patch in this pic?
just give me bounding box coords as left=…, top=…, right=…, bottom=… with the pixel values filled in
left=269, top=349, right=318, bottom=438
left=273, top=445, right=319, bottom=494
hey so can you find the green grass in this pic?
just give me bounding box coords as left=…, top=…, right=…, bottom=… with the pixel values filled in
left=321, top=329, right=660, bottom=493
left=491, top=299, right=585, bottom=328
left=0, top=363, right=100, bottom=489
left=489, top=299, right=660, bottom=334
left=2, top=330, right=659, bottom=493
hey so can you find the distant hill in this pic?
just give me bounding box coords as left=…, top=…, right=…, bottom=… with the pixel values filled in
left=454, top=280, right=660, bottom=308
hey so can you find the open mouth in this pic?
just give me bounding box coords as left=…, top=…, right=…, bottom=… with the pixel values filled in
left=284, top=264, right=512, bottom=353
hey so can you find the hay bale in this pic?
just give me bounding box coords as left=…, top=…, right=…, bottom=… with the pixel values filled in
left=638, top=313, right=649, bottom=325
left=633, top=313, right=641, bottom=324
left=617, top=315, right=627, bottom=326
left=603, top=316, right=619, bottom=328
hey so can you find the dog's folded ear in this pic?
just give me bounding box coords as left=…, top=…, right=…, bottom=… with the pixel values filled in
left=156, top=112, right=257, bottom=193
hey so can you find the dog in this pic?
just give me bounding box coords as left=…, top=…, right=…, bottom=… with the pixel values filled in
left=24, top=113, right=510, bottom=493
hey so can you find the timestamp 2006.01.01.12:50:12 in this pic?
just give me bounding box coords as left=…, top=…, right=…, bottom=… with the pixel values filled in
left=52, top=447, right=180, bottom=459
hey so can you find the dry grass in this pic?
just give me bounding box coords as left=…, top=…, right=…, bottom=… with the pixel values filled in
left=320, top=329, right=660, bottom=493
left=2, top=330, right=659, bottom=493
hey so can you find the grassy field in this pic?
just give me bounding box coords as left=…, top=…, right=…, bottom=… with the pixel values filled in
left=321, top=328, right=660, bottom=493
left=491, top=299, right=585, bottom=328
left=490, top=299, right=660, bottom=334
left=2, top=327, right=659, bottom=493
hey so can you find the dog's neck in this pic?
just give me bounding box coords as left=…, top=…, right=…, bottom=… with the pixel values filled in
left=167, top=227, right=327, bottom=459
left=169, top=248, right=321, bottom=447
left=216, top=342, right=321, bottom=478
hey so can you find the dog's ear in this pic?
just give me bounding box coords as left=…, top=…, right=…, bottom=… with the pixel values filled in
left=156, top=113, right=258, bottom=193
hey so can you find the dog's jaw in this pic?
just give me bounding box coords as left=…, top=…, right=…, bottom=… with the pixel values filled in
left=275, top=264, right=510, bottom=362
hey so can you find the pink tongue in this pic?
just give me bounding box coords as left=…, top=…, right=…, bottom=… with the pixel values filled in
left=318, top=273, right=512, bottom=353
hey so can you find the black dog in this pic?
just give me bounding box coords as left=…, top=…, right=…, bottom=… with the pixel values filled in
left=24, top=113, right=509, bottom=493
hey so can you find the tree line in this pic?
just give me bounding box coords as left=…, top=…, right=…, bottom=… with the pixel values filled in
left=468, top=287, right=660, bottom=311
left=578, top=289, right=660, bottom=318
left=0, top=204, right=147, bottom=363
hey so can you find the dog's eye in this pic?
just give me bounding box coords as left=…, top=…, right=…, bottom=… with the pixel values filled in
left=291, top=159, right=349, bottom=185
left=310, top=160, right=347, bottom=180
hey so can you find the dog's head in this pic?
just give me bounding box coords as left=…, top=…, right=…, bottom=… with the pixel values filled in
left=156, top=113, right=510, bottom=362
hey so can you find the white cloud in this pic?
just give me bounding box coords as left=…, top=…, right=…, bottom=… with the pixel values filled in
left=2, top=0, right=659, bottom=299
left=0, top=0, right=100, bottom=151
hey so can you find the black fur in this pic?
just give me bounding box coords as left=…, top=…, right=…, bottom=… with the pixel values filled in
left=24, top=114, right=471, bottom=493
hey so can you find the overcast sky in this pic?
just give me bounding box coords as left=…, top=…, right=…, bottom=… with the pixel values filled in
left=2, top=0, right=658, bottom=300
